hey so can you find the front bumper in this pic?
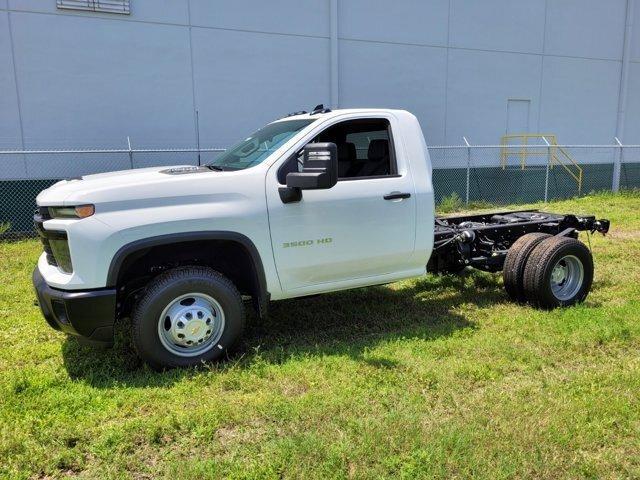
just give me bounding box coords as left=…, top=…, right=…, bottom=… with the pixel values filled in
left=32, top=268, right=117, bottom=344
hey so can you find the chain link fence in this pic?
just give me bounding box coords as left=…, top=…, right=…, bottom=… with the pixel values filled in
left=620, top=146, right=640, bottom=190
left=429, top=144, right=636, bottom=205
left=1, top=144, right=639, bottom=240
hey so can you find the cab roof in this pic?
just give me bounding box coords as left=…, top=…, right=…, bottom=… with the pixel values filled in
left=275, top=107, right=409, bottom=122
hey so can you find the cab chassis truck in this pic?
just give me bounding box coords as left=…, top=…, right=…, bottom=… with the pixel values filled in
left=33, top=106, right=610, bottom=370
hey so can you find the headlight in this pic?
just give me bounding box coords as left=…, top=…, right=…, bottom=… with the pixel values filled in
left=48, top=204, right=95, bottom=219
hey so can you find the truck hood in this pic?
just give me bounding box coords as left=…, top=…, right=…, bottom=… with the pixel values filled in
left=36, top=165, right=231, bottom=205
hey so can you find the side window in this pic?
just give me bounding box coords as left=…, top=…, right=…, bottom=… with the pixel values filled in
left=277, top=118, right=396, bottom=184
left=322, top=119, right=395, bottom=179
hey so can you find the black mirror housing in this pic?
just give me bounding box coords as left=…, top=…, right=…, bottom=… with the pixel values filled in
left=286, top=142, right=338, bottom=190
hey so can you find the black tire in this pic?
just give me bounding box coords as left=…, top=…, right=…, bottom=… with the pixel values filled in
left=503, top=232, right=552, bottom=302
left=522, top=237, right=593, bottom=309
left=131, top=266, right=245, bottom=370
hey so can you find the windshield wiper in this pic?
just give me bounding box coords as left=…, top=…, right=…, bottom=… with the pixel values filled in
left=206, top=165, right=225, bottom=171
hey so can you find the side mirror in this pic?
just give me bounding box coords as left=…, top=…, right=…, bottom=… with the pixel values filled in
left=286, top=142, right=338, bottom=190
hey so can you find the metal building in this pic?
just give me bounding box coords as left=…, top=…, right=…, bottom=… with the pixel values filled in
left=2, top=0, right=638, bottom=151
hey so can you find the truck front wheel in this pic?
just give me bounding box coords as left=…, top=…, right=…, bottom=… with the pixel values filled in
left=131, top=266, right=245, bottom=370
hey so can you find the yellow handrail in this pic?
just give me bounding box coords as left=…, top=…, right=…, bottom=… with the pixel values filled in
left=500, top=134, right=583, bottom=194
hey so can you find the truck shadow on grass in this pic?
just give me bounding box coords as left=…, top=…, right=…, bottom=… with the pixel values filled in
left=61, top=271, right=507, bottom=387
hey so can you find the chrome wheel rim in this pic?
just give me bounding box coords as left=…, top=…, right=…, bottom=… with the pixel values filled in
left=157, top=292, right=225, bottom=357
left=550, top=255, right=584, bottom=301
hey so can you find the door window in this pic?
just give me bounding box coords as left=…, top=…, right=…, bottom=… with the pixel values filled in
left=278, top=118, right=397, bottom=183
left=318, top=118, right=396, bottom=179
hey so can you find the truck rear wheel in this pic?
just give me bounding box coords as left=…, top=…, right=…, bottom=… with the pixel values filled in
left=131, top=266, right=245, bottom=370
left=522, top=237, right=593, bottom=309
left=503, top=232, right=552, bottom=302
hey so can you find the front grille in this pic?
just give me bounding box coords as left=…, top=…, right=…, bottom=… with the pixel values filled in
left=37, top=206, right=52, bottom=220
left=33, top=211, right=57, bottom=267
left=42, top=238, right=58, bottom=267
left=34, top=210, right=72, bottom=272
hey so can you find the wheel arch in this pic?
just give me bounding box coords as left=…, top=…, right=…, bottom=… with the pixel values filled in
left=107, top=231, right=269, bottom=318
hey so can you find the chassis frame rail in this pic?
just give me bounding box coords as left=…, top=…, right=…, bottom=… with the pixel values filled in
left=428, top=210, right=610, bottom=273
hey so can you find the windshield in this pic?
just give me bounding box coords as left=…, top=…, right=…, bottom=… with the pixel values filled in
left=207, top=119, right=315, bottom=171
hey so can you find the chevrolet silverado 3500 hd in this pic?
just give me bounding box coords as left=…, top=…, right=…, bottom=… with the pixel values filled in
left=33, top=106, right=610, bottom=369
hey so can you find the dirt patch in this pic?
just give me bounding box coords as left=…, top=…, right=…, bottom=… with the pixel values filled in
left=608, top=230, right=640, bottom=241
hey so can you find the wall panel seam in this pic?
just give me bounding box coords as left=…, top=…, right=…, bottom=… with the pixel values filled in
left=6, top=11, right=26, bottom=155
left=187, top=0, right=198, bottom=150
left=339, top=36, right=624, bottom=63
left=6, top=7, right=331, bottom=39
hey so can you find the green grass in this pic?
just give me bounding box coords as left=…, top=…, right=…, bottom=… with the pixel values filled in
left=436, top=192, right=495, bottom=214
left=1, top=191, right=639, bottom=479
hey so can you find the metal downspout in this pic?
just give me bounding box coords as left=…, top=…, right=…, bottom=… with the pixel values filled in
left=330, top=0, right=339, bottom=109
left=614, top=0, right=635, bottom=191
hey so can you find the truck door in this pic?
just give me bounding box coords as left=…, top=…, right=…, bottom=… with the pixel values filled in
left=265, top=116, right=417, bottom=293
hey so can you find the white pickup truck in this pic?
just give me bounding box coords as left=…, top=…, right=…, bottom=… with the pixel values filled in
left=33, top=106, right=609, bottom=369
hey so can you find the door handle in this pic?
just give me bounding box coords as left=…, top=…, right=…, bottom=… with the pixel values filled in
left=383, top=192, right=411, bottom=200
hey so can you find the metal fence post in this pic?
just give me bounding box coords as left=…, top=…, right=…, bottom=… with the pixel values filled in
left=127, top=136, right=134, bottom=169
left=463, top=136, right=471, bottom=205
left=196, top=110, right=201, bottom=166
left=614, top=137, right=623, bottom=192
left=542, top=136, right=551, bottom=203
